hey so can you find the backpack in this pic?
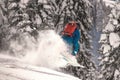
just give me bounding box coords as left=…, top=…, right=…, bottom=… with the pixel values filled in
left=62, top=22, right=77, bottom=37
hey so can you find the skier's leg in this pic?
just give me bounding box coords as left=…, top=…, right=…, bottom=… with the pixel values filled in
left=72, top=42, right=79, bottom=56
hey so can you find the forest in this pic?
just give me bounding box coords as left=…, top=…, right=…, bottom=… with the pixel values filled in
left=0, top=0, right=120, bottom=80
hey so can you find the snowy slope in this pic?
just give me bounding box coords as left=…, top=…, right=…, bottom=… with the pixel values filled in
left=0, top=54, right=81, bottom=80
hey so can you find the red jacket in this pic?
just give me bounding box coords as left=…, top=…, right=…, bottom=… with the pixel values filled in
left=62, top=23, right=77, bottom=37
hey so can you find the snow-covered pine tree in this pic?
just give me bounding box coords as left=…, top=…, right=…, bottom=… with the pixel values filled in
left=99, top=2, right=120, bottom=80
left=0, top=0, right=38, bottom=55
left=0, top=0, right=10, bottom=51
left=88, top=0, right=112, bottom=66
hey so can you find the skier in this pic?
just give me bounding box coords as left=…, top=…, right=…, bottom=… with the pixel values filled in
left=61, top=21, right=80, bottom=56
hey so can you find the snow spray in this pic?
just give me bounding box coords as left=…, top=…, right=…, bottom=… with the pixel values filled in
left=23, top=30, right=69, bottom=69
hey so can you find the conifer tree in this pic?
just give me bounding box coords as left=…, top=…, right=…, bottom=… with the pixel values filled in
left=99, top=3, right=120, bottom=80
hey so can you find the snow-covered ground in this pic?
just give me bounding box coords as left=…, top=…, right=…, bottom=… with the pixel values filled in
left=0, top=30, right=82, bottom=80
left=0, top=29, right=82, bottom=80
left=0, top=54, right=81, bottom=80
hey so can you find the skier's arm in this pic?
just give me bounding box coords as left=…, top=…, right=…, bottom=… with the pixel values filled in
left=72, top=29, right=80, bottom=55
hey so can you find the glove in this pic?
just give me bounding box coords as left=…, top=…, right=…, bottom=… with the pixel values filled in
left=72, top=51, right=78, bottom=56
